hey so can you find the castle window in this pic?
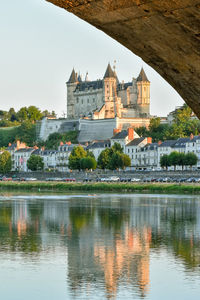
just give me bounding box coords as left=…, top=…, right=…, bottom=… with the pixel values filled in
left=93, top=98, right=95, bottom=103
left=76, top=98, right=79, bottom=103
left=82, top=99, right=83, bottom=104
left=87, top=99, right=89, bottom=103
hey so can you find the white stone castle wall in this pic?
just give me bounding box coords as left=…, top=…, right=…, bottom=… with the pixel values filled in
left=74, top=88, right=103, bottom=118
left=78, top=118, right=117, bottom=142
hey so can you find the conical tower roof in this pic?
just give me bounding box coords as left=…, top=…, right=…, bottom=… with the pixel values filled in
left=137, top=67, right=149, bottom=82
left=104, top=63, right=115, bottom=79
left=68, top=68, right=77, bottom=83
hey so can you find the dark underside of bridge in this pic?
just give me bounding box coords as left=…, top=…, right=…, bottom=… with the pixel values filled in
left=46, top=0, right=200, bottom=117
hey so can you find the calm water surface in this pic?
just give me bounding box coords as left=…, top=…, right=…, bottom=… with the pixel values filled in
left=0, top=192, right=200, bottom=299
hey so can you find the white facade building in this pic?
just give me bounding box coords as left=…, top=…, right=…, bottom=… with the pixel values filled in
left=14, top=148, right=35, bottom=172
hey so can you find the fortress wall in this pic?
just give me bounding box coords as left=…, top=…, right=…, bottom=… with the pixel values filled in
left=116, top=118, right=150, bottom=131
left=38, top=118, right=80, bottom=141
left=78, top=118, right=117, bottom=143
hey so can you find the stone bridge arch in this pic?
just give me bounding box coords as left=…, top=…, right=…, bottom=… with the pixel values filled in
left=46, top=0, right=200, bottom=117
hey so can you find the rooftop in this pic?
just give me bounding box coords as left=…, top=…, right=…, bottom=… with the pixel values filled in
left=126, top=137, right=146, bottom=146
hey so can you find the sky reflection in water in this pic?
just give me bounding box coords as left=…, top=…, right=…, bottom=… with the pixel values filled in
left=0, top=193, right=200, bottom=300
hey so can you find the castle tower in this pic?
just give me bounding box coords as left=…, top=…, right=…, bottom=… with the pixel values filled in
left=103, top=63, right=118, bottom=118
left=66, top=68, right=78, bottom=119
left=136, top=68, right=150, bottom=116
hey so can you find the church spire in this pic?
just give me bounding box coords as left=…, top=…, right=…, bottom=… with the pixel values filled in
left=137, top=67, right=149, bottom=82
left=104, top=63, right=115, bottom=79
left=68, top=68, right=77, bottom=83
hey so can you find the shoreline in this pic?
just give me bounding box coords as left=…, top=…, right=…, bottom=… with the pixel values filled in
left=0, top=182, right=200, bottom=194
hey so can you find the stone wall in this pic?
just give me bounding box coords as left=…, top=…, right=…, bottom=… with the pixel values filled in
left=9, top=170, right=200, bottom=181
left=78, top=118, right=117, bottom=142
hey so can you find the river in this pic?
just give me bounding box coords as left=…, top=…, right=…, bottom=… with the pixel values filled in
left=0, top=192, right=200, bottom=299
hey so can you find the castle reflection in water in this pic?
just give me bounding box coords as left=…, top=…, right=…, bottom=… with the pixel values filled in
left=0, top=194, right=199, bottom=299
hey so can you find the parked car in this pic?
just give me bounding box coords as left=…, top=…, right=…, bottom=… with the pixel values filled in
left=108, top=176, right=120, bottom=182
left=120, top=177, right=131, bottom=182
left=12, top=177, right=21, bottom=181
left=100, top=177, right=109, bottom=182
left=25, top=177, right=37, bottom=181
left=186, top=177, right=196, bottom=183
left=2, top=177, right=12, bottom=181
left=131, top=178, right=141, bottom=182
left=83, top=178, right=92, bottom=182
left=63, top=178, right=76, bottom=182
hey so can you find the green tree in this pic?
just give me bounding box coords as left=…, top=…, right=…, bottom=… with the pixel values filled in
left=111, top=142, right=123, bottom=153
left=17, top=107, right=28, bottom=123
left=97, top=148, right=111, bottom=169
left=80, top=157, right=97, bottom=170
left=68, top=146, right=87, bottom=170
left=0, top=151, right=12, bottom=174
left=27, top=106, right=42, bottom=122
left=121, top=153, right=131, bottom=169
left=177, top=152, right=187, bottom=170
left=169, top=151, right=180, bottom=171
left=185, top=152, right=198, bottom=169
left=149, top=117, right=161, bottom=131
left=86, top=151, right=95, bottom=159
left=16, top=121, right=36, bottom=146
left=160, top=154, right=171, bottom=170
left=27, top=155, right=44, bottom=171
left=109, top=151, right=123, bottom=170
left=38, top=131, right=78, bottom=149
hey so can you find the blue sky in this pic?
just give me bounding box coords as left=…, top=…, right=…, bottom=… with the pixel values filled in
left=0, top=0, right=184, bottom=117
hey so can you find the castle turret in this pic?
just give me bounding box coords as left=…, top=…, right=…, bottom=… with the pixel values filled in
left=103, top=63, right=118, bottom=118
left=66, top=68, right=78, bottom=119
left=136, top=68, right=150, bottom=116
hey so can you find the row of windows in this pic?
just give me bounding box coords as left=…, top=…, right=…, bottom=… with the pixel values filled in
left=76, top=98, right=96, bottom=104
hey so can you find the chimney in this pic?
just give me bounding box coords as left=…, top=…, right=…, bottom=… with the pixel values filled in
left=147, top=137, right=152, bottom=144
left=190, top=133, right=194, bottom=140
left=113, top=128, right=120, bottom=136
left=41, top=146, right=45, bottom=151
left=60, top=141, right=64, bottom=146
left=67, top=141, right=71, bottom=145
left=128, top=128, right=134, bottom=141
left=8, top=143, right=11, bottom=147
left=158, top=140, right=162, bottom=145
left=33, top=146, right=38, bottom=150
left=16, top=140, right=20, bottom=150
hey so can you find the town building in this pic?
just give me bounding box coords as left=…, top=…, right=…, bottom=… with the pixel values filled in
left=110, top=128, right=139, bottom=152
left=87, top=140, right=111, bottom=161
left=125, top=137, right=150, bottom=168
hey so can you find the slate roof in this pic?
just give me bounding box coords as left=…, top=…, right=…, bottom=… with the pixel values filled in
left=172, top=137, right=190, bottom=148
left=137, top=67, right=149, bottom=82
left=126, top=137, right=145, bottom=146
left=87, top=140, right=111, bottom=149
left=75, top=80, right=103, bottom=92
left=68, top=68, right=77, bottom=83
left=6, top=143, right=17, bottom=150
left=158, top=140, right=176, bottom=147
left=188, top=135, right=200, bottom=143
left=111, top=130, right=128, bottom=140
left=15, top=148, right=35, bottom=153
left=42, top=150, right=58, bottom=156
left=142, top=142, right=158, bottom=151
left=104, top=63, right=115, bottom=78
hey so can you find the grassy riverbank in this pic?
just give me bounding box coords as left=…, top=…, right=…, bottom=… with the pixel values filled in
left=0, top=181, right=200, bottom=194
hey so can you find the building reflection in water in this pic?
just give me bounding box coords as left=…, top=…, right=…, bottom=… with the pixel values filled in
left=0, top=195, right=200, bottom=298
left=94, top=226, right=151, bottom=298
